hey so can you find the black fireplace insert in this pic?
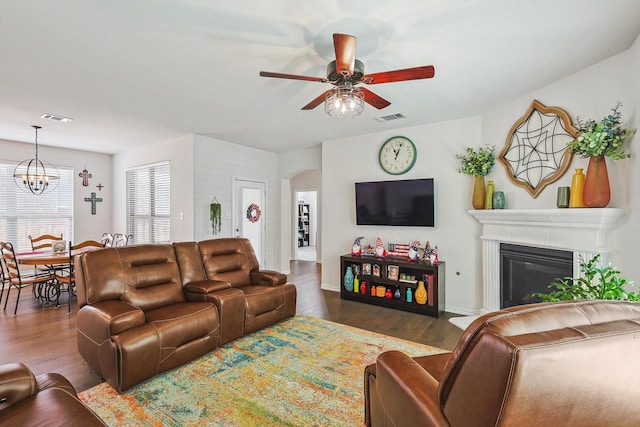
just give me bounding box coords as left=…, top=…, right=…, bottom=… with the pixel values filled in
left=500, top=243, right=573, bottom=308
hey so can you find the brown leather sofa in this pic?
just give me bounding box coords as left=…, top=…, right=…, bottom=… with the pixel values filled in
left=364, top=300, right=640, bottom=427
left=75, top=238, right=296, bottom=392
left=0, top=362, right=106, bottom=426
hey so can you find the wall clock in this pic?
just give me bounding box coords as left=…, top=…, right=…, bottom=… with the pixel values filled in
left=379, top=136, right=417, bottom=175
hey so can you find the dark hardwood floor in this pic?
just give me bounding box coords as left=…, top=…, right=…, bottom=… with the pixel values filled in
left=0, top=260, right=463, bottom=392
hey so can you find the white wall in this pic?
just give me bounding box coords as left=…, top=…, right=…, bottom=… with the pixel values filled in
left=193, top=135, right=281, bottom=270
left=1, top=139, right=112, bottom=243
left=112, top=134, right=194, bottom=242
left=321, top=117, right=483, bottom=315
left=320, top=34, right=639, bottom=314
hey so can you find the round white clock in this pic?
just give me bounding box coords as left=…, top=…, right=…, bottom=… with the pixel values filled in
left=379, top=136, right=417, bottom=175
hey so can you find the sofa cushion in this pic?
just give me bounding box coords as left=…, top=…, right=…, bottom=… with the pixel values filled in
left=145, top=302, right=219, bottom=360
left=241, top=285, right=285, bottom=317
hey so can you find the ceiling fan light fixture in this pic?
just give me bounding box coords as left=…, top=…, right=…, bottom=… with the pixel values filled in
left=13, top=125, right=60, bottom=195
left=325, top=85, right=364, bottom=118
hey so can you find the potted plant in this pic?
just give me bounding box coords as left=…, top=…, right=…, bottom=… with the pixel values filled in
left=534, top=254, right=640, bottom=302
left=456, top=145, right=496, bottom=209
left=568, top=102, right=636, bottom=207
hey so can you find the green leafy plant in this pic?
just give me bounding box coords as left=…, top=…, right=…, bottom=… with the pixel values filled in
left=456, top=145, right=496, bottom=177
left=568, top=102, right=636, bottom=160
left=210, top=201, right=221, bottom=235
left=534, top=254, right=640, bottom=302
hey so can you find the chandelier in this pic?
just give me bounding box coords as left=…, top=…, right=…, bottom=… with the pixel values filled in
left=13, top=125, right=60, bottom=195
left=324, top=83, right=365, bottom=118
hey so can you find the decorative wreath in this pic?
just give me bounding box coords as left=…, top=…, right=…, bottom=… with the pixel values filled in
left=246, top=203, right=261, bottom=223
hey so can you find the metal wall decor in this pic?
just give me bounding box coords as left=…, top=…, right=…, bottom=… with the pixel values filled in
left=498, top=99, right=578, bottom=198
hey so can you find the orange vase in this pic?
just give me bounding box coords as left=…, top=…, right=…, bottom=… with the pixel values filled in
left=568, top=168, right=585, bottom=208
left=472, top=176, right=486, bottom=210
left=583, top=155, right=611, bottom=208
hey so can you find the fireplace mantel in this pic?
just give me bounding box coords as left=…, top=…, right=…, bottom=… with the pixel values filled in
left=469, top=208, right=624, bottom=314
left=450, top=208, right=625, bottom=330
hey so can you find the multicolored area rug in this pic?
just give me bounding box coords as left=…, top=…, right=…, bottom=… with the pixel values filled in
left=79, top=315, right=445, bottom=426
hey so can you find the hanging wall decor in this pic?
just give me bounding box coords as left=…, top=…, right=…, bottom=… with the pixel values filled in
left=84, top=192, right=103, bottom=215
left=246, top=203, right=261, bottom=223
left=499, top=99, right=578, bottom=198
left=79, top=168, right=92, bottom=187
left=210, top=198, right=222, bottom=235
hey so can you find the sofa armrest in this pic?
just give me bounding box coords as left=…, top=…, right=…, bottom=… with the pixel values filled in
left=77, top=300, right=145, bottom=345
left=0, top=363, right=37, bottom=412
left=250, top=270, right=287, bottom=285
left=375, top=350, right=449, bottom=427
left=184, top=280, right=231, bottom=295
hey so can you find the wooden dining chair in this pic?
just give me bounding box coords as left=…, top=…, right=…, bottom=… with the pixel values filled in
left=55, top=240, right=104, bottom=313
left=0, top=251, right=9, bottom=309
left=1, top=242, right=57, bottom=316
left=28, top=233, right=66, bottom=274
left=28, top=233, right=63, bottom=251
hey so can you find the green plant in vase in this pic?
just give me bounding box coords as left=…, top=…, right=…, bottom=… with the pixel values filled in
left=456, top=145, right=496, bottom=209
left=568, top=102, right=636, bottom=207
left=533, top=254, right=640, bottom=302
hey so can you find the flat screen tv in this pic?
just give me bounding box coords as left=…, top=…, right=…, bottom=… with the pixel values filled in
left=355, top=178, right=435, bottom=227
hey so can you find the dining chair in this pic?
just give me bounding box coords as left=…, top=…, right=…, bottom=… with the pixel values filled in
left=1, top=242, right=57, bottom=316
left=28, top=233, right=66, bottom=274
left=0, top=251, right=9, bottom=309
left=28, top=233, right=63, bottom=251
left=55, top=240, right=104, bottom=313
left=100, top=233, right=114, bottom=248
left=113, top=233, right=132, bottom=247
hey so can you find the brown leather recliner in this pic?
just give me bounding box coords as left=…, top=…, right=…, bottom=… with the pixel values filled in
left=0, top=362, right=106, bottom=426
left=75, top=244, right=220, bottom=392
left=176, top=238, right=297, bottom=344
left=365, top=300, right=640, bottom=427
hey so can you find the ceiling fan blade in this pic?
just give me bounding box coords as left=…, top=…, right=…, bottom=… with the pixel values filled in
left=333, top=33, right=356, bottom=76
left=361, top=88, right=391, bottom=109
left=363, top=65, right=435, bottom=84
left=301, top=91, right=329, bottom=110
left=260, top=71, right=328, bottom=83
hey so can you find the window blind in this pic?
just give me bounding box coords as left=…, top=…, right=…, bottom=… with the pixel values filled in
left=126, top=162, right=170, bottom=244
left=0, top=161, right=74, bottom=252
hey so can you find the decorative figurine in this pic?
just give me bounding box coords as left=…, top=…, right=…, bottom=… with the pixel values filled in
left=422, top=240, right=433, bottom=262
left=407, top=240, right=421, bottom=262
left=375, top=237, right=387, bottom=258
left=352, top=236, right=364, bottom=256
left=430, top=246, right=439, bottom=266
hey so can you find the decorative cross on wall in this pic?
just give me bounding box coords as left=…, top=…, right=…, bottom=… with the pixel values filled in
left=84, top=192, right=103, bottom=215
left=79, top=168, right=92, bottom=187
left=96, top=183, right=104, bottom=191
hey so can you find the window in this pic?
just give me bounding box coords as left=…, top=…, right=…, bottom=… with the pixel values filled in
left=0, top=161, right=74, bottom=252
left=126, top=162, right=170, bottom=244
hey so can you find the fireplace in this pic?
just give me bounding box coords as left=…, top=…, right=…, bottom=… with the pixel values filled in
left=500, top=243, right=573, bottom=308
left=469, top=208, right=623, bottom=314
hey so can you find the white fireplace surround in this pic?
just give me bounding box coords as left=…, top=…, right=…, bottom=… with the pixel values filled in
left=450, top=208, right=624, bottom=330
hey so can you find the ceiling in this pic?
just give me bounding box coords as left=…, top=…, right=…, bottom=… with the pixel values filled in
left=1, top=0, right=639, bottom=155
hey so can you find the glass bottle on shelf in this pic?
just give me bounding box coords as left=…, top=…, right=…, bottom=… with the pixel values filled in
left=406, top=288, right=413, bottom=303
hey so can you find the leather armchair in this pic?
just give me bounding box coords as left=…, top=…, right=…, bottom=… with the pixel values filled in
left=0, top=362, right=106, bottom=426
left=365, top=300, right=640, bottom=427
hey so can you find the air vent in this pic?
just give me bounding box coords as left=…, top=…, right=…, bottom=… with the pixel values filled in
left=40, top=113, right=73, bottom=123
left=374, top=113, right=406, bottom=122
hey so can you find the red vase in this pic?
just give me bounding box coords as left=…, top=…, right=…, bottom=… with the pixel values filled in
left=583, top=155, right=610, bottom=208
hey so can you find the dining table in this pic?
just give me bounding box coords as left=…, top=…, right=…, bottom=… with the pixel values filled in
left=15, top=247, right=97, bottom=306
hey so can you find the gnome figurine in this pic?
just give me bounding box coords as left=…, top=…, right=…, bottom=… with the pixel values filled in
left=375, top=237, right=387, bottom=258
left=352, top=236, right=364, bottom=256
left=407, top=240, right=421, bottom=262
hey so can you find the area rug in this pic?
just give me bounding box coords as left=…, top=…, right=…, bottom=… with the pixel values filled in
left=79, top=315, right=446, bottom=426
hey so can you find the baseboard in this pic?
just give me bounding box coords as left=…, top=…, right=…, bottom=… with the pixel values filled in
left=444, top=305, right=480, bottom=316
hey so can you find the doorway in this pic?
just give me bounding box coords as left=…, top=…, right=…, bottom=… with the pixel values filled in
left=295, top=190, right=317, bottom=262
left=234, top=178, right=266, bottom=266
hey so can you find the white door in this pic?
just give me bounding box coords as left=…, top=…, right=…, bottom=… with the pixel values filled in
left=234, top=178, right=266, bottom=266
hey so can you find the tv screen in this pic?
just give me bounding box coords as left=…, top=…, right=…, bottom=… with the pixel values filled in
left=355, top=178, right=435, bottom=227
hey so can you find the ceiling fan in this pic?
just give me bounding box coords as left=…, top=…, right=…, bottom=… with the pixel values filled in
left=259, top=33, right=435, bottom=113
